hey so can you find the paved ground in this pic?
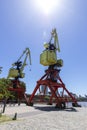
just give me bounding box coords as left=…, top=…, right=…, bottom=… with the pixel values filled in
left=0, top=103, right=87, bottom=130
left=0, top=103, right=56, bottom=118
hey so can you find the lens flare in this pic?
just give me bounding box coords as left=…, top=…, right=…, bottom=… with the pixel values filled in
left=36, top=0, right=58, bottom=15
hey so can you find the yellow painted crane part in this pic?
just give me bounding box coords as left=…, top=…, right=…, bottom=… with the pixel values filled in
left=40, top=28, right=63, bottom=67
left=51, top=28, right=60, bottom=52
left=7, top=47, right=31, bottom=79
left=40, top=50, right=57, bottom=66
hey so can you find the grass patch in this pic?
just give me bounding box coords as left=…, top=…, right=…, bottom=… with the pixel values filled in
left=0, top=115, right=12, bottom=123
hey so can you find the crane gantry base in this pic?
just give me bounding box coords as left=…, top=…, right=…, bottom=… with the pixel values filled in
left=8, top=80, right=26, bottom=105
left=27, top=68, right=80, bottom=108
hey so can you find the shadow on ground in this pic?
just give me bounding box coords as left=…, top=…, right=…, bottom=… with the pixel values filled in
left=34, top=106, right=78, bottom=112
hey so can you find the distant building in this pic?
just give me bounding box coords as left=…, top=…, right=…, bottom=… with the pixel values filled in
left=41, top=85, right=48, bottom=95
left=70, top=92, right=78, bottom=99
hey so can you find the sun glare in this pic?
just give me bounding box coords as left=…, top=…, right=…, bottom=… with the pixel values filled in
left=36, top=0, right=58, bottom=15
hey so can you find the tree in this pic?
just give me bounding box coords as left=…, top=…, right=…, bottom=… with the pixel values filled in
left=0, top=78, right=13, bottom=113
left=0, top=78, right=12, bottom=99
left=85, top=94, right=87, bottom=98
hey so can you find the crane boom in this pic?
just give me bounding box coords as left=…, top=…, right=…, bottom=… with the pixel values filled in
left=51, top=28, right=60, bottom=52
left=19, top=48, right=31, bottom=73
left=17, top=48, right=31, bottom=65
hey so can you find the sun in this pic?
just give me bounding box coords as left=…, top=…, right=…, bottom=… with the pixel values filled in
left=36, top=0, right=58, bottom=15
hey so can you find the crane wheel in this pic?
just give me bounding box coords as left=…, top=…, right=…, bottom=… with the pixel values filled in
left=55, top=102, right=66, bottom=109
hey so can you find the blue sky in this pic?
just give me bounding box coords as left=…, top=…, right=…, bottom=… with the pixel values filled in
left=0, top=0, right=87, bottom=96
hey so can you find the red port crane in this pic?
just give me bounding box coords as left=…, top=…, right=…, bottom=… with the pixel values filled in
left=27, top=29, right=80, bottom=108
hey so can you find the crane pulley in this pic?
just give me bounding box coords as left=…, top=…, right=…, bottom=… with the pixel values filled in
left=7, top=48, right=31, bottom=79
